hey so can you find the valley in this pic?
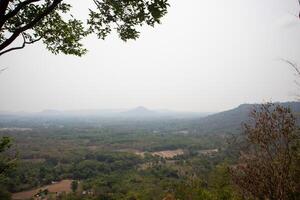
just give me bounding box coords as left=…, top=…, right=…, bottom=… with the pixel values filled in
left=0, top=102, right=299, bottom=200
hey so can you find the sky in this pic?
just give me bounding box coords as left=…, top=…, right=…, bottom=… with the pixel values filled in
left=1, top=0, right=300, bottom=112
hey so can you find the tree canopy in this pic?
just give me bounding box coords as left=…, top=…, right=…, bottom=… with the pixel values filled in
left=0, top=0, right=169, bottom=56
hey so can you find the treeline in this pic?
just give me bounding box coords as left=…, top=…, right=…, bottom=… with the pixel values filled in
left=4, top=151, right=143, bottom=192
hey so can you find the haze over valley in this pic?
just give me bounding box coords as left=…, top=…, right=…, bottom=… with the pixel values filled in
left=0, top=0, right=299, bottom=200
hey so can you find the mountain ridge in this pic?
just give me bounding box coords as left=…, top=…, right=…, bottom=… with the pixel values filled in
left=197, top=101, right=300, bottom=134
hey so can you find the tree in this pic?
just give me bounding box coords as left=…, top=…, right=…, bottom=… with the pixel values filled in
left=209, top=163, right=240, bottom=200
left=0, top=0, right=169, bottom=56
left=0, top=137, right=14, bottom=200
left=230, top=103, right=300, bottom=200
left=0, top=137, right=14, bottom=175
left=71, top=180, right=78, bottom=193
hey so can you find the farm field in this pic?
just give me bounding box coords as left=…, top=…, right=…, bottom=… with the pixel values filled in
left=12, top=180, right=73, bottom=200
left=150, top=149, right=184, bottom=158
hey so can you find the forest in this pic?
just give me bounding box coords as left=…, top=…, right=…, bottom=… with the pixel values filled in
left=0, top=103, right=299, bottom=200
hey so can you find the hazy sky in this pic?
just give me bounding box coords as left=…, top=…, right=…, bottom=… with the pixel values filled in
left=1, top=0, right=300, bottom=112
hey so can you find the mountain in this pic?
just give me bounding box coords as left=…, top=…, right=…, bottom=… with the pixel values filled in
left=121, top=106, right=157, bottom=118
left=0, top=107, right=207, bottom=122
left=197, top=102, right=300, bottom=134
left=1, top=102, right=299, bottom=131
left=120, top=107, right=208, bottom=119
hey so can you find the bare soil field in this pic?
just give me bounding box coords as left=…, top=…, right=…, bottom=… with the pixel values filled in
left=198, top=149, right=219, bottom=155
left=151, top=149, right=184, bottom=158
left=119, top=148, right=184, bottom=159
left=12, top=179, right=73, bottom=200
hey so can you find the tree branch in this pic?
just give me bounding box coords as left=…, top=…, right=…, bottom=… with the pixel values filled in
left=0, top=32, right=42, bottom=56
left=281, top=58, right=300, bottom=76
left=0, top=0, right=41, bottom=29
left=0, top=0, right=62, bottom=53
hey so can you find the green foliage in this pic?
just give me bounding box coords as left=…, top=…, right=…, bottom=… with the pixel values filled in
left=209, top=163, right=240, bottom=200
left=88, top=0, right=169, bottom=41
left=0, top=137, right=14, bottom=200
left=174, top=179, right=213, bottom=200
left=0, top=136, right=15, bottom=177
left=0, top=187, right=11, bottom=200
left=0, top=0, right=169, bottom=56
left=71, top=180, right=78, bottom=193
left=34, top=8, right=88, bottom=56
left=0, top=137, right=11, bottom=153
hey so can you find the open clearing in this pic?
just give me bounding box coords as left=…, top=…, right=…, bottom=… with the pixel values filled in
left=119, top=148, right=184, bottom=159
left=151, top=149, right=184, bottom=158
left=12, top=179, right=73, bottom=200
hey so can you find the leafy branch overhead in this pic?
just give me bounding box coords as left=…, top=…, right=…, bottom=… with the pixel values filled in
left=0, top=0, right=169, bottom=56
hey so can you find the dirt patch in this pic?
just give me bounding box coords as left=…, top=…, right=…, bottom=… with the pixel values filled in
left=117, top=149, right=184, bottom=159
left=198, top=149, right=219, bottom=155
left=12, top=179, right=73, bottom=200
left=151, top=149, right=184, bottom=158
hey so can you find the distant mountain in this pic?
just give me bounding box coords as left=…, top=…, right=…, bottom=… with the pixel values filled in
left=197, top=102, right=300, bottom=134
left=0, top=107, right=207, bottom=122
left=1, top=102, right=298, bottom=130
left=120, top=106, right=208, bottom=119
left=121, top=106, right=157, bottom=118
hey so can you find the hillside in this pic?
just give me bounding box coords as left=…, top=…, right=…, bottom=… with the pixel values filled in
left=197, top=102, right=300, bottom=134
left=0, top=102, right=299, bottom=134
